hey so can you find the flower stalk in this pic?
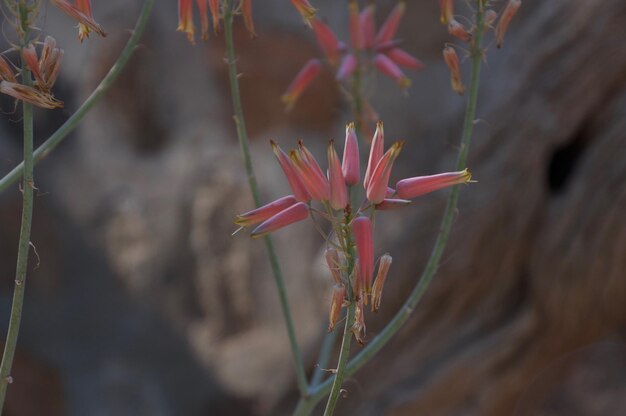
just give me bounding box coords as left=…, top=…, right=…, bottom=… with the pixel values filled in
left=294, top=1, right=487, bottom=414
left=222, top=0, right=309, bottom=397
left=0, top=2, right=35, bottom=410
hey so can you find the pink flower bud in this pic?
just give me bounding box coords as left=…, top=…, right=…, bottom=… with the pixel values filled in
left=342, top=122, right=360, bottom=186
left=235, top=195, right=298, bottom=227
left=360, top=4, right=376, bottom=49
left=271, top=141, right=311, bottom=202
left=336, top=54, right=358, bottom=81
left=366, top=141, right=404, bottom=204
left=396, top=169, right=472, bottom=199
left=352, top=216, right=374, bottom=293
left=325, top=247, right=343, bottom=285
left=312, top=19, right=341, bottom=65
left=374, top=54, right=411, bottom=89
left=327, top=141, right=348, bottom=210
left=371, top=253, right=392, bottom=312
left=376, top=2, right=406, bottom=45
left=250, top=202, right=309, bottom=238
left=386, top=48, right=424, bottom=71
left=364, top=121, right=385, bottom=190
left=443, top=46, right=464, bottom=95
left=495, top=0, right=522, bottom=48
left=281, top=59, right=322, bottom=110
left=439, top=0, right=454, bottom=25
left=375, top=198, right=411, bottom=211
left=328, top=283, right=346, bottom=332
left=448, top=19, right=471, bottom=42
left=290, top=0, right=317, bottom=27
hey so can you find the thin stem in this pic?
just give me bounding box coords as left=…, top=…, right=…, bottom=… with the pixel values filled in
left=0, top=0, right=155, bottom=195
left=294, top=2, right=487, bottom=413
left=223, top=1, right=308, bottom=397
left=322, top=209, right=356, bottom=415
left=0, top=2, right=34, bottom=409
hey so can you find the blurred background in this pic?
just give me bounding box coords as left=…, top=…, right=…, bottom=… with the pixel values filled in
left=0, top=0, right=625, bottom=415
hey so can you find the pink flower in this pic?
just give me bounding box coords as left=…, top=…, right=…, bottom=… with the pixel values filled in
left=312, top=19, right=341, bottom=65
left=251, top=202, right=310, bottom=238
left=375, top=198, right=411, bottom=211
left=386, top=48, right=424, bottom=71
left=374, top=54, right=411, bottom=89
left=235, top=195, right=298, bottom=227
left=352, top=216, right=374, bottom=293
left=328, top=141, right=348, bottom=210
left=360, top=5, right=376, bottom=49
left=336, top=54, right=358, bottom=81
left=341, top=123, right=360, bottom=186
left=289, top=142, right=330, bottom=201
left=366, top=141, right=404, bottom=204
left=271, top=141, right=311, bottom=202
left=495, top=0, right=522, bottom=48
left=281, top=59, right=322, bottom=111
left=51, top=0, right=106, bottom=42
left=396, top=169, right=472, bottom=199
left=364, top=121, right=385, bottom=190
left=375, top=2, right=405, bottom=44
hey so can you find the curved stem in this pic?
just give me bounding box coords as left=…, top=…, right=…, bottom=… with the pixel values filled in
left=223, top=1, right=308, bottom=397
left=294, top=2, right=487, bottom=413
left=0, top=3, right=34, bottom=409
left=0, top=0, right=155, bottom=195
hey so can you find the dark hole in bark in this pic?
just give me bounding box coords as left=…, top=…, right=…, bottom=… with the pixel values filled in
left=547, top=123, right=589, bottom=194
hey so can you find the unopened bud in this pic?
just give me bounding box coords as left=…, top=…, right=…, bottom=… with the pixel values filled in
left=443, top=46, right=464, bottom=95
left=328, top=283, right=346, bottom=332
left=371, top=254, right=392, bottom=312
left=448, top=19, right=471, bottom=42
left=495, top=0, right=522, bottom=48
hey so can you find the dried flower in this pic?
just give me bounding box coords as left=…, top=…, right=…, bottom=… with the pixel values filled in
left=328, top=283, right=346, bottom=332
left=443, top=46, right=464, bottom=95
left=495, top=0, right=522, bottom=48
left=371, top=254, right=392, bottom=312
left=290, top=0, right=317, bottom=27
left=51, top=0, right=106, bottom=42
left=0, top=81, right=63, bottom=109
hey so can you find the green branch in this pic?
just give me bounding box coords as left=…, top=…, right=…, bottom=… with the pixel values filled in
left=0, top=0, right=155, bottom=194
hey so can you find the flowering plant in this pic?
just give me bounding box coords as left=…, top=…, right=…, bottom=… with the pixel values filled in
left=236, top=122, right=471, bottom=340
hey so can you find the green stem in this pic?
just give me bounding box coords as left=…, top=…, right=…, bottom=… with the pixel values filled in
left=294, top=3, right=486, bottom=413
left=223, top=1, right=308, bottom=397
left=0, top=3, right=34, bottom=409
left=0, top=0, right=155, bottom=195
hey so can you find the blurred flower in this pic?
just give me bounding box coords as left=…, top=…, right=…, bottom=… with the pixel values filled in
left=51, top=0, right=106, bottom=42
left=443, top=46, right=464, bottom=95
left=495, top=0, right=522, bottom=48
left=283, top=1, right=423, bottom=110
left=290, top=0, right=317, bottom=27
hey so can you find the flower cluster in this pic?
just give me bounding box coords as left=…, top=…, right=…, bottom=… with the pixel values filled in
left=439, top=0, right=521, bottom=95
left=235, top=122, right=471, bottom=341
left=282, top=1, right=424, bottom=110
left=176, top=0, right=318, bottom=44
left=51, top=0, right=106, bottom=42
left=0, top=37, right=64, bottom=109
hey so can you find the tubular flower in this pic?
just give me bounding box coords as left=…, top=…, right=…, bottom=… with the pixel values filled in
left=366, top=141, right=404, bottom=204
left=235, top=122, right=474, bottom=342
left=396, top=169, right=472, bottom=199
left=443, top=46, right=464, bottom=95
left=241, top=0, right=256, bottom=38
left=328, top=141, right=348, bottom=210
left=281, top=59, right=321, bottom=111
left=283, top=1, right=422, bottom=110
left=371, top=254, right=392, bottom=312
left=250, top=202, right=309, bottom=238
left=328, top=283, right=346, bottom=332
left=495, top=0, right=522, bottom=48
left=51, top=0, right=106, bottom=42
left=290, top=0, right=317, bottom=27
left=235, top=195, right=298, bottom=227
left=341, top=123, right=360, bottom=186
left=209, top=0, right=220, bottom=34
left=352, top=216, right=374, bottom=293
left=439, top=0, right=454, bottom=25
left=271, top=141, right=311, bottom=202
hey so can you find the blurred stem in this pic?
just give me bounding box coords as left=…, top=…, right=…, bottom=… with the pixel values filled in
left=223, top=1, right=308, bottom=397
left=0, top=2, right=34, bottom=410
left=0, top=0, right=155, bottom=194
left=294, top=2, right=486, bottom=413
